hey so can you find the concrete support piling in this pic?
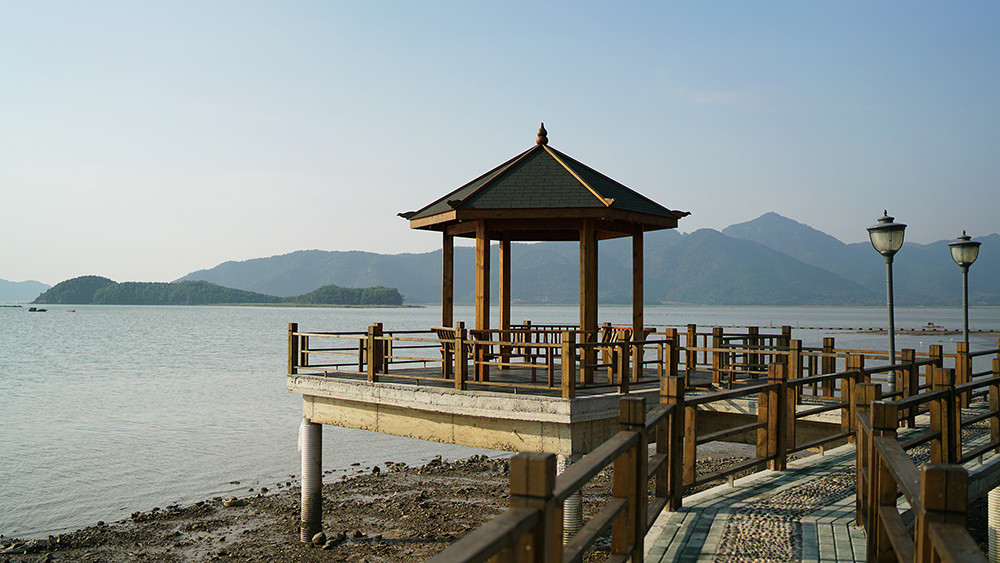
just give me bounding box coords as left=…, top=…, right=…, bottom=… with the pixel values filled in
left=558, top=453, right=582, bottom=543
left=299, top=417, right=322, bottom=542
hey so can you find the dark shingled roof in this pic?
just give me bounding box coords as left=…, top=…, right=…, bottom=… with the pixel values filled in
left=404, top=142, right=687, bottom=222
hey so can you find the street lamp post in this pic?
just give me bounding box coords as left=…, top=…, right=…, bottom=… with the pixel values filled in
left=868, top=211, right=906, bottom=394
left=948, top=231, right=981, bottom=349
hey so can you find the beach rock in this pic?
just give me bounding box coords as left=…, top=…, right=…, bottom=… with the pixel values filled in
left=222, top=497, right=244, bottom=508
left=311, top=532, right=326, bottom=545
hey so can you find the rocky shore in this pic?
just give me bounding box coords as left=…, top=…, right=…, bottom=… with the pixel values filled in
left=3, top=450, right=989, bottom=561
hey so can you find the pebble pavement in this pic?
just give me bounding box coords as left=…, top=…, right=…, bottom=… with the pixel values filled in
left=644, top=416, right=994, bottom=562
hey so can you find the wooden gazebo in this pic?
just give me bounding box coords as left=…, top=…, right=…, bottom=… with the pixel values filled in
left=399, top=124, right=688, bottom=364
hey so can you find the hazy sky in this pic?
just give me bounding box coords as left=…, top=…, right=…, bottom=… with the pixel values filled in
left=3, top=2, right=998, bottom=285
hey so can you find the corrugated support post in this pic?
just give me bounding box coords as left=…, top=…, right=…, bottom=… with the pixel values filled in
left=661, top=375, right=684, bottom=510
left=557, top=454, right=582, bottom=544
left=288, top=323, right=298, bottom=375
left=299, top=417, right=322, bottom=542
left=991, top=485, right=1000, bottom=563
left=561, top=331, right=576, bottom=399
left=509, top=453, right=560, bottom=562
left=992, top=358, right=1000, bottom=452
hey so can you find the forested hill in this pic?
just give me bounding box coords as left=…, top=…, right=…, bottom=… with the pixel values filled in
left=32, top=276, right=404, bottom=306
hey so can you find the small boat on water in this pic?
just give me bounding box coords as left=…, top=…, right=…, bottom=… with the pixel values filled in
left=27, top=307, right=47, bottom=312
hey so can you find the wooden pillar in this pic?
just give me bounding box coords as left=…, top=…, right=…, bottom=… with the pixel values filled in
left=475, top=221, right=490, bottom=332
left=442, top=233, right=454, bottom=327
left=616, top=397, right=646, bottom=563
left=579, top=219, right=598, bottom=384
left=631, top=228, right=644, bottom=382
left=499, top=238, right=511, bottom=369
left=508, top=453, right=561, bottom=562
left=661, top=375, right=684, bottom=510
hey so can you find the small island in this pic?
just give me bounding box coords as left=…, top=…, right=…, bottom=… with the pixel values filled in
left=33, top=276, right=404, bottom=306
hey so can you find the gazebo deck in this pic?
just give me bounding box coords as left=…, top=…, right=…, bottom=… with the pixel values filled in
left=291, top=364, right=667, bottom=398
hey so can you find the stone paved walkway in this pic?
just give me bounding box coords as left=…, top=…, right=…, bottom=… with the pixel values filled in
left=644, top=443, right=865, bottom=562
left=644, top=413, right=997, bottom=562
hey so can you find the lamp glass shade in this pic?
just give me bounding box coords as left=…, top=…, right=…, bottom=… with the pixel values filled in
left=949, top=233, right=981, bottom=267
left=867, top=213, right=906, bottom=256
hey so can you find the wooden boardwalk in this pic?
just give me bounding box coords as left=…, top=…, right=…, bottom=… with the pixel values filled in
left=644, top=414, right=1000, bottom=562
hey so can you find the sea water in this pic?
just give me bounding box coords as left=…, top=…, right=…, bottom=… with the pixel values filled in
left=1, top=304, right=997, bottom=538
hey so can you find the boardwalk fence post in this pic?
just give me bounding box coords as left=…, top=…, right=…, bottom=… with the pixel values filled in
left=617, top=397, right=646, bottom=562
left=366, top=324, right=382, bottom=382
left=454, top=323, right=467, bottom=390
left=561, top=331, right=576, bottom=399
left=869, top=400, right=899, bottom=561
left=930, top=367, right=961, bottom=464
left=780, top=326, right=792, bottom=361
left=957, top=341, right=971, bottom=408
left=288, top=323, right=299, bottom=375
left=661, top=327, right=678, bottom=382
left=789, top=340, right=802, bottom=404
left=821, top=337, right=835, bottom=397
left=685, top=324, right=696, bottom=383
left=846, top=354, right=865, bottom=440
left=901, top=348, right=917, bottom=428
left=854, top=382, right=880, bottom=526
left=617, top=340, right=630, bottom=394
left=766, top=363, right=788, bottom=470
left=712, top=327, right=724, bottom=385
left=748, top=326, right=759, bottom=379
left=915, top=464, right=968, bottom=563
left=661, top=375, right=684, bottom=510
left=509, top=452, right=560, bottom=562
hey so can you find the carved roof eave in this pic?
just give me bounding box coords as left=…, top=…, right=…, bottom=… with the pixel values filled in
left=408, top=207, right=684, bottom=239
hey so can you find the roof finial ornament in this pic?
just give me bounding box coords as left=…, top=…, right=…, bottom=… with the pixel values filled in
left=536, top=122, right=548, bottom=145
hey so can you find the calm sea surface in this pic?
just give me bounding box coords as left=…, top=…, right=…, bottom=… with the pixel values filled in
left=1, top=304, right=998, bottom=539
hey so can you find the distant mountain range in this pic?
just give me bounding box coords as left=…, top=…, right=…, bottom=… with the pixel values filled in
left=175, top=213, right=1000, bottom=306
left=0, top=279, right=50, bottom=302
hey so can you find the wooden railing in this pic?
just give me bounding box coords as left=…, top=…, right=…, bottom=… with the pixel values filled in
left=287, top=322, right=680, bottom=399
left=854, top=360, right=1000, bottom=563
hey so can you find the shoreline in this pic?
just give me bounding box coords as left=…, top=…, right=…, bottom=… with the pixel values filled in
left=1, top=446, right=762, bottom=562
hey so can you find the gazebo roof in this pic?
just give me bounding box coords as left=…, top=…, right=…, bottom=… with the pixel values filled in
left=400, top=124, right=689, bottom=240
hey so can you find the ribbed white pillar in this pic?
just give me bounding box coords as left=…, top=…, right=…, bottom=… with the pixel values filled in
left=990, top=487, right=1000, bottom=562
left=558, top=454, right=582, bottom=543
left=299, top=417, right=322, bottom=542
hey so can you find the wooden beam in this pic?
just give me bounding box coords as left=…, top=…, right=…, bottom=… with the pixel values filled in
left=499, top=238, right=511, bottom=368
left=476, top=221, right=490, bottom=332
left=632, top=228, right=644, bottom=382
left=580, top=219, right=598, bottom=384
left=442, top=233, right=454, bottom=326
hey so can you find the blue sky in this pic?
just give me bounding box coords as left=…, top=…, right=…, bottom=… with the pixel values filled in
left=3, top=2, right=998, bottom=284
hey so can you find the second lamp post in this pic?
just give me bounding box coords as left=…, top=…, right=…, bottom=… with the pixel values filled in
left=868, top=211, right=906, bottom=394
